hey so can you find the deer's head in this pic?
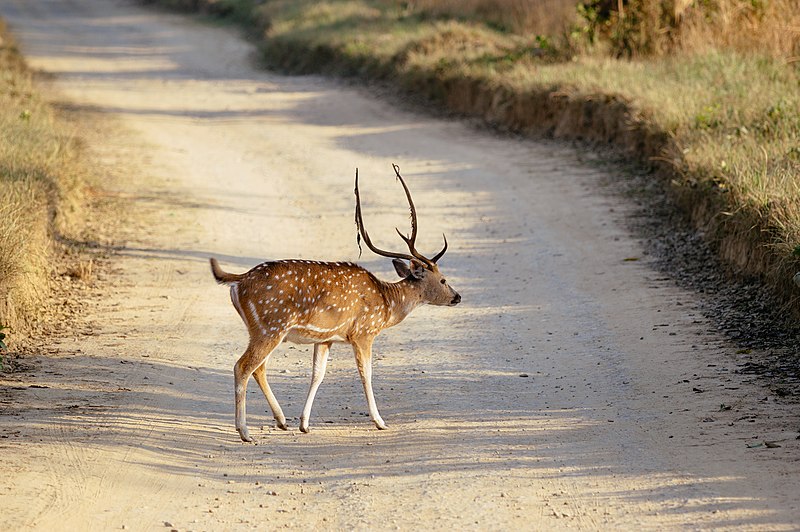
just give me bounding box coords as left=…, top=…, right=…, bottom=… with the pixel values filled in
left=355, top=164, right=461, bottom=307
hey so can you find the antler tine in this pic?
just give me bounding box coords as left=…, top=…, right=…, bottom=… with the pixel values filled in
left=392, top=164, right=437, bottom=267
left=354, top=168, right=414, bottom=261
left=431, top=233, right=448, bottom=263
left=393, top=164, right=418, bottom=248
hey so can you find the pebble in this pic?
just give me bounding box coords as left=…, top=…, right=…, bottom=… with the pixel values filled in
left=622, top=171, right=800, bottom=388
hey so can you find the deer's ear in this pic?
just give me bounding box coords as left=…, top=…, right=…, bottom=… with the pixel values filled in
left=393, top=259, right=426, bottom=279
left=409, top=259, right=427, bottom=279
left=393, top=259, right=412, bottom=278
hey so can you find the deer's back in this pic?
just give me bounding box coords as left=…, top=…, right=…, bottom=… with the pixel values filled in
left=234, top=260, right=389, bottom=343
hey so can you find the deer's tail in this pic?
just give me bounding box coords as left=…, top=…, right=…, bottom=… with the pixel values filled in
left=209, top=258, right=245, bottom=285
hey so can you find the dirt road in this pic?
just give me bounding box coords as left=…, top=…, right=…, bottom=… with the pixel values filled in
left=1, top=0, right=799, bottom=529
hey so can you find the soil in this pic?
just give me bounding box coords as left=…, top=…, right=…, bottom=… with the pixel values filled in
left=1, top=0, right=799, bottom=530
left=608, top=156, right=800, bottom=388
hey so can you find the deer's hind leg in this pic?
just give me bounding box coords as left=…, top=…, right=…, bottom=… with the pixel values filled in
left=234, top=336, right=284, bottom=442
left=253, top=359, right=288, bottom=430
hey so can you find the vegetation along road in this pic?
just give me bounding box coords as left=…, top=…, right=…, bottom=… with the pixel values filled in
left=1, top=0, right=798, bottom=529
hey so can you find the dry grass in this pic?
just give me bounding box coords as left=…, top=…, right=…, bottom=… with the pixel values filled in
left=0, top=20, right=88, bottom=336
left=676, top=0, right=800, bottom=60
left=405, top=0, right=800, bottom=61
left=406, top=0, right=579, bottom=36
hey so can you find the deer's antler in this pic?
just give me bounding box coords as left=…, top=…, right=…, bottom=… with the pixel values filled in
left=354, top=165, right=449, bottom=266
left=355, top=168, right=415, bottom=262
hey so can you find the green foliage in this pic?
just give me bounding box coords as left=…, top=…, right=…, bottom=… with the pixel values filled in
left=573, top=2, right=605, bottom=46
left=572, top=0, right=678, bottom=57
left=0, top=324, right=8, bottom=370
left=0, top=324, right=7, bottom=351
left=694, top=104, right=722, bottom=130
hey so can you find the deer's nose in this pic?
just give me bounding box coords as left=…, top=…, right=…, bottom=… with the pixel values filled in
left=451, top=293, right=461, bottom=305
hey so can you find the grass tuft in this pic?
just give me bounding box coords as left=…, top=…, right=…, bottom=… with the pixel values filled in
left=0, top=20, right=90, bottom=339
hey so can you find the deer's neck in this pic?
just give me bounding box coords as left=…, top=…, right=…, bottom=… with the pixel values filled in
left=377, top=278, right=423, bottom=328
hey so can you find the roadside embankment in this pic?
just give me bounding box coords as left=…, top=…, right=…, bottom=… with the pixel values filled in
left=0, top=20, right=98, bottom=345
left=147, top=1, right=800, bottom=318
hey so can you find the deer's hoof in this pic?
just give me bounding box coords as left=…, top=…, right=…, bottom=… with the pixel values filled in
left=238, top=429, right=255, bottom=443
left=299, top=417, right=311, bottom=433
left=375, top=421, right=389, bottom=430
left=276, top=419, right=289, bottom=431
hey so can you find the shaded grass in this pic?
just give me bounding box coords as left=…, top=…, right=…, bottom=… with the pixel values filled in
left=141, top=0, right=800, bottom=314
left=0, top=20, right=90, bottom=337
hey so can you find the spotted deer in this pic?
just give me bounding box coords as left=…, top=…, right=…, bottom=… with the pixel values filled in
left=210, top=164, right=460, bottom=442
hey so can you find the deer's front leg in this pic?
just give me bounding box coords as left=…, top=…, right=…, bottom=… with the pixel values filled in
left=300, top=342, right=331, bottom=433
left=351, top=337, right=388, bottom=430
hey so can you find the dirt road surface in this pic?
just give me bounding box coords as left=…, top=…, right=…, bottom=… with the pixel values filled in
left=1, top=0, right=799, bottom=529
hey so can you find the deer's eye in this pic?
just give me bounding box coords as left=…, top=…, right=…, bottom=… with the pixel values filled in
left=440, top=279, right=447, bottom=284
